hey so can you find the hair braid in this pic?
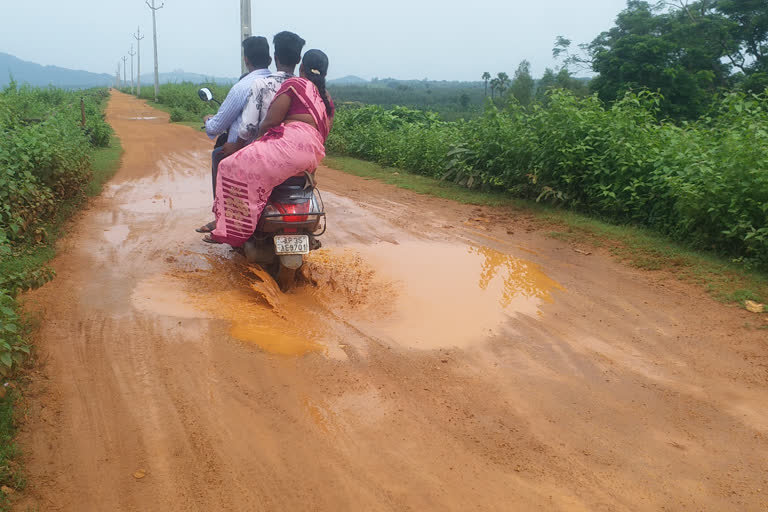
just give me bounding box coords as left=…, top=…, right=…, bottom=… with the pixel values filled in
left=307, top=74, right=332, bottom=116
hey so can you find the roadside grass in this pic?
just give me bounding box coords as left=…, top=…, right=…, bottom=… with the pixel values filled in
left=0, top=136, right=123, bottom=511
left=140, top=100, right=205, bottom=131
left=0, top=387, right=23, bottom=510
left=324, top=156, right=518, bottom=207
left=88, top=136, right=124, bottom=195
left=323, top=155, right=768, bottom=311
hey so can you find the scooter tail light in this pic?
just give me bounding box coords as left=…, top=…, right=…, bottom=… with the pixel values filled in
left=263, top=204, right=282, bottom=221
left=276, top=202, right=310, bottom=223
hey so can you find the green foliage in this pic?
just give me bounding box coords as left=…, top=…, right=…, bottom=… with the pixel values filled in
left=137, top=82, right=233, bottom=122
left=329, top=91, right=768, bottom=269
left=536, top=68, right=590, bottom=104
left=0, top=292, right=31, bottom=377
left=510, top=61, right=535, bottom=107
left=586, top=1, right=729, bottom=119
left=0, top=85, right=111, bottom=247
left=0, top=382, right=22, bottom=512
left=0, top=84, right=112, bottom=374
left=329, top=79, right=486, bottom=121
left=170, top=107, right=186, bottom=122
left=559, top=0, right=768, bottom=118
left=326, top=105, right=461, bottom=177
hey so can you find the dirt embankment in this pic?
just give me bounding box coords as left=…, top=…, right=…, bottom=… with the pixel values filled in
left=14, top=91, right=768, bottom=511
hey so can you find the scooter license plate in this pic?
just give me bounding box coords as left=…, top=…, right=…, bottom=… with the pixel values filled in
left=274, top=235, right=310, bottom=255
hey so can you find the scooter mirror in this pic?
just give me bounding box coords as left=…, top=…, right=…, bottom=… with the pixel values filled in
left=198, top=88, right=214, bottom=102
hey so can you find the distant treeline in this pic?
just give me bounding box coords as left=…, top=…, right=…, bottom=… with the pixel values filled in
left=328, top=80, right=486, bottom=121
left=328, top=74, right=591, bottom=121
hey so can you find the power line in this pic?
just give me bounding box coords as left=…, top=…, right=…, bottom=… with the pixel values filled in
left=241, top=0, right=252, bottom=76
left=146, top=0, right=164, bottom=102
left=128, top=44, right=137, bottom=95
left=132, top=27, right=145, bottom=98
left=121, top=56, right=128, bottom=91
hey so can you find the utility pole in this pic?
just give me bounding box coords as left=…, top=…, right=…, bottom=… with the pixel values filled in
left=146, top=0, right=164, bottom=102
left=240, top=0, right=252, bottom=76
left=122, top=56, right=128, bottom=91
left=133, top=27, right=145, bottom=97
left=116, top=62, right=121, bottom=89
left=128, top=44, right=136, bottom=94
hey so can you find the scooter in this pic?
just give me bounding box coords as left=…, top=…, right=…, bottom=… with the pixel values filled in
left=198, top=87, right=326, bottom=290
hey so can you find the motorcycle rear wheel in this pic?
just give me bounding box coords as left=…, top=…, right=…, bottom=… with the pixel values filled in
left=275, top=263, right=297, bottom=292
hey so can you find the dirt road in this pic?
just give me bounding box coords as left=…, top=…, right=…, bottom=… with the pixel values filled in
left=16, top=92, right=768, bottom=511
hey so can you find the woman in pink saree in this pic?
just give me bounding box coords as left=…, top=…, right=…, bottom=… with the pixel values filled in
left=205, top=49, right=334, bottom=246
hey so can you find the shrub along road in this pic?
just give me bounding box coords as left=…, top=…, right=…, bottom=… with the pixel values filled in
left=14, top=92, right=768, bottom=511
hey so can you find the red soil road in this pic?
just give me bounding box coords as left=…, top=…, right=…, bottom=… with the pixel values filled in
left=14, top=91, right=768, bottom=511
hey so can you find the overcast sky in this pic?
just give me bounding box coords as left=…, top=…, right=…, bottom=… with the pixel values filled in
left=0, top=0, right=629, bottom=81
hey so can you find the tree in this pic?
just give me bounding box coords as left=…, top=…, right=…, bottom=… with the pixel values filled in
left=555, top=68, right=589, bottom=96
left=491, top=78, right=499, bottom=100
left=557, top=0, right=768, bottom=117
left=715, top=0, right=768, bottom=91
left=459, top=92, right=471, bottom=109
left=510, top=61, right=535, bottom=107
left=535, top=68, right=558, bottom=103
left=496, top=72, right=511, bottom=100
left=586, top=1, right=730, bottom=119
left=482, top=72, right=491, bottom=96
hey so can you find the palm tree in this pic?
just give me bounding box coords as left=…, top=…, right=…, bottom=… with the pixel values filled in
left=496, top=72, right=511, bottom=99
left=482, top=72, right=491, bottom=97
left=489, top=77, right=500, bottom=100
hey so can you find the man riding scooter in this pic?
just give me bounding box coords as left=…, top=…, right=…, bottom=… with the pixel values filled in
left=196, top=36, right=273, bottom=234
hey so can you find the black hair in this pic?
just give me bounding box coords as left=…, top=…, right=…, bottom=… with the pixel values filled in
left=242, top=36, right=270, bottom=69
left=273, top=31, right=306, bottom=67
left=302, top=49, right=333, bottom=116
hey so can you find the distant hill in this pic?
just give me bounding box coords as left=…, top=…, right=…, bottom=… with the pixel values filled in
left=329, top=75, right=368, bottom=86
left=0, top=54, right=239, bottom=89
left=0, top=52, right=113, bottom=89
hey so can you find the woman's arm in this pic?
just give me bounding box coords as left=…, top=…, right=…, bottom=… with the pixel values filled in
left=327, top=92, right=335, bottom=131
left=257, top=94, right=291, bottom=139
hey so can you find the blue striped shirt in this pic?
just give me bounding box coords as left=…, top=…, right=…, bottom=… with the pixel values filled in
left=204, top=68, right=271, bottom=144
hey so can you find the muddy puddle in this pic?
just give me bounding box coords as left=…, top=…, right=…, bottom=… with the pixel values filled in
left=120, top=116, right=161, bottom=120
left=305, top=241, right=565, bottom=349
left=132, top=257, right=330, bottom=356
left=131, top=239, right=564, bottom=356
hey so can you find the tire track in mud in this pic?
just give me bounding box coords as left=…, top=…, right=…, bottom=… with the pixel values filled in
left=13, top=91, right=768, bottom=511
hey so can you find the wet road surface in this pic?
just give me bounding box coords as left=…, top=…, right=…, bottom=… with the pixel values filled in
left=16, top=92, right=768, bottom=511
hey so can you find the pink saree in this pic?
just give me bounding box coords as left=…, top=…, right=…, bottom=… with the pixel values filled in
left=210, top=78, right=332, bottom=246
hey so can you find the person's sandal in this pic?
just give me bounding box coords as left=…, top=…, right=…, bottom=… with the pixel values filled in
left=202, top=235, right=222, bottom=244
left=195, top=221, right=216, bottom=233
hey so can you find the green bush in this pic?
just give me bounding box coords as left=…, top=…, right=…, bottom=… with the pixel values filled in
left=137, top=82, right=230, bottom=120
left=329, top=92, right=768, bottom=268
left=170, top=107, right=187, bottom=122
left=0, top=83, right=111, bottom=373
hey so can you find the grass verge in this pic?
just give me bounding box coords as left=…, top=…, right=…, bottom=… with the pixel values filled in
left=323, top=155, right=768, bottom=311
left=0, top=136, right=124, bottom=283
left=141, top=100, right=206, bottom=131
left=88, top=136, right=124, bottom=195
left=0, top=136, right=123, bottom=511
